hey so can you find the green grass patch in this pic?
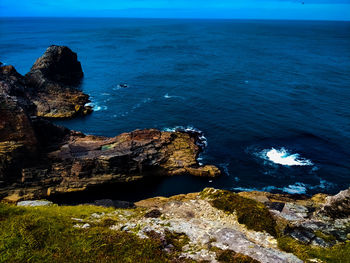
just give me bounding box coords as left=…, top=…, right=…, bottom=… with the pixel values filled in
left=314, top=231, right=337, bottom=243
left=277, top=236, right=350, bottom=263
left=202, top=189, right=277, bottom=236
left=0, top=203, right=181, bottom=263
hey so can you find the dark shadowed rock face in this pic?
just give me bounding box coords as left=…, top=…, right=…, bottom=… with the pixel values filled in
left=25, top=45, right=92, bottom=118
left=0, top=64, right=38, bottom=182
left=27, top=45, right=83, bottom=86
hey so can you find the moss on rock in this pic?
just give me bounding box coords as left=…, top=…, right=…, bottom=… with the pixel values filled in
left=201, top=188, right=277, bottom=236
left=277, top=236, right=350, bottom=263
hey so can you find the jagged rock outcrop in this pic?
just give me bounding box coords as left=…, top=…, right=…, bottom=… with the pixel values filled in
left=316, top=187, right=350, bottom=219
left=239, top=188, right=350, bottom=248
left=25, top=45, right=92, bottom=118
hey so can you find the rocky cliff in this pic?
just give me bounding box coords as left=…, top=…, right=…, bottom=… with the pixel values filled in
left=0, top=46, right=220, bottom=202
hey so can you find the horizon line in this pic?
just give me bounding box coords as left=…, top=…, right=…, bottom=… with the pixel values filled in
left=1, top=16, right=350, bottom=22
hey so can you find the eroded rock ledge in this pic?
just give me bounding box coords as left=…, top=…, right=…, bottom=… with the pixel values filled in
left=0, top=46, right=220, bottom=202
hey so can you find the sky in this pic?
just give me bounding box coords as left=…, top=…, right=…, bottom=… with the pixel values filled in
left=0, top=0, right=350, bottom=21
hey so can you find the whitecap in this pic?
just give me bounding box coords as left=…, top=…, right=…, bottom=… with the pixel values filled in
left=262, top=147, right=313, bottom=166
left=282, top=182, right=307, bottom=194
left=163, top=93, right=185, bottom=100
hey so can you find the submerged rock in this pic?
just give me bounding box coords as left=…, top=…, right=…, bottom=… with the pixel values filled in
left=25, top=45, right=92, bottom=118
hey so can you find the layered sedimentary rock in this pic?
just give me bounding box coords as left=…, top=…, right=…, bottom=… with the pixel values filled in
left=1, top=123, right=220, bottom=201
left=25, top=45, right=92, bottom=118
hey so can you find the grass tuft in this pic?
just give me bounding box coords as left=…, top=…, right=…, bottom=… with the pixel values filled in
left=0, top=203, right=173, bottom=263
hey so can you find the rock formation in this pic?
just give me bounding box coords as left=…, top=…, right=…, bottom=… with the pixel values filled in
left=0, top=123, right=220, bottom=202
left=25, top=45, right=92, bottom=118
left=0, top=49, right=220, bottom=202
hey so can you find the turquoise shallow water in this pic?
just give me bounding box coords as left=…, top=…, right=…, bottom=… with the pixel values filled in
left=1, top=18, right=350, bottom=200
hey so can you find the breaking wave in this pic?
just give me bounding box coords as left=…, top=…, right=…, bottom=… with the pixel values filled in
left=259, top=147, right=313, bottom=166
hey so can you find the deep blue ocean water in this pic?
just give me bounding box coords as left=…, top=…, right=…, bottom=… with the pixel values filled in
left=1, top=18, right=350, bottom=201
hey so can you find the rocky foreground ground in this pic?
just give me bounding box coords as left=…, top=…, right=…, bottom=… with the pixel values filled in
left=1, top=187, right=349, bottom=262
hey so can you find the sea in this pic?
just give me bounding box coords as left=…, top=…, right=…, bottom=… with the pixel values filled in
left=1, top=17, right=349, bottom=202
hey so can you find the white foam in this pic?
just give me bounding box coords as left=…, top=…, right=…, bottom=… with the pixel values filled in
left=163, top=93, right=185, bottom=100
left=232, top=178, right=333, bottom=195
left=282, top=183, right=307, bottom=194
left=85, top=102, right=107, bottom=112
left=264, top=148, right=313, bottom=166
left=232, top=183, right=307, bottom=194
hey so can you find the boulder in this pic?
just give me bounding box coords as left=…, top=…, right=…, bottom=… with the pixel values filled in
left=316, top=187, right=350, bottom=219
